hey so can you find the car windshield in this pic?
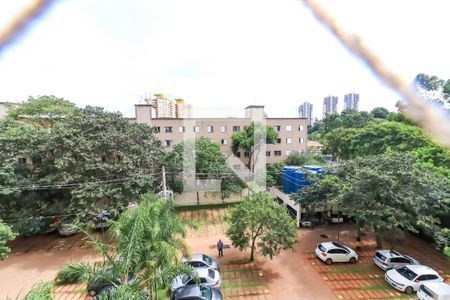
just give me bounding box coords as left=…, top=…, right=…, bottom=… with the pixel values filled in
left=203, top=254, right=212, bottom=265
left=201, top=287, right=213, bottom=300
left=181, top=274, right=191, bottom=284
left=396, top=266, right=418, bottom=281
left=318, top=244, right=326, bottom=252
left=208, top=269, right=215, bottom=279
left=375, top=252, right=387, bottom=261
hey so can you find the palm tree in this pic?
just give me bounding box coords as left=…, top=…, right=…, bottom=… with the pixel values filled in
left=56, top=193, right=194, bottom=299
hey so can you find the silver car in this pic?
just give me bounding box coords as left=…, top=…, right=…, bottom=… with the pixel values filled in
left=373, top=250, right=420, bottom=271
left=171, top=285, right=223, bottom=300
left=171, top=268, right=221, bottom=292
left=181, top=253, right=220, bottom=271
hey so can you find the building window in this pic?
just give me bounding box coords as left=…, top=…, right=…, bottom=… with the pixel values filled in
left=221, top=139, right=228, bottom=145
left=207, top=126, right=214, bottom=133
left=233, top=126, right=240, bottom=132
left=178, top=126, right=185, bottom=133
left=276, top=138, right=282, bottom=144
left=266, top=151, right=271, bottom=157
left=18, top=157, right=27, bottom=164
left=164, top=140, right=174, bottom=147
left=193, top=126, right=200, bottom=133
left=274, top=125, right=281, bottom=132
left=286, top=150, right=292, bottom=156
left=220, top=126, right=227, bottom=133
left=299, top=137, right=304, bottom=144
left=154, top=126, right=160, bottom=133
left=286, top=125, right=292, bottom=131
left=244, top=151, right=250, bottom=157
left=299, top=125, right=304, bottom=131
left=286, top=138, right=292, bottom=144
left=274, top=151, right=282, bottom=156
left=164, top=126, right=173, bottom=133
left=236, top=152, right=241, bottom=157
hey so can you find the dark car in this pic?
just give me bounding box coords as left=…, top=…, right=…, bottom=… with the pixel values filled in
left=171, top=285, right=223, bottom=300
left=87, top=271, right=136, bottom=297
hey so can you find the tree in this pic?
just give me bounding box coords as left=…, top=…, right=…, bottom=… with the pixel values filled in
left=298, top=153, right=450, bottom=248
left=231, top=122, right=278, bottom=173
left=371, top=107, right=390, bottom=119
left=413, top=73, right=449, bottom=102
left=0, top=220, right=16, bottom=260
left=164, top=137, right=244, bottom=200
left=8, top=95, right=77, bottom=128
left=322, top=127, right=357, bottom=161
left=55, top=193, right=194, bottom=300
left=0, top=104, right=164, bottom=235
left=266, top=163, right=285, bottom=187
left=285, top=151, right=324, bottom=166
left=226, top=192, right=297, bottom=261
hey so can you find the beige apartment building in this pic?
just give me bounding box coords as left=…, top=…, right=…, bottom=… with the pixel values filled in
left=132, top=104, right=308, bottom=164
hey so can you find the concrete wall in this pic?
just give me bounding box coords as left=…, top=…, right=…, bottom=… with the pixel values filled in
left=174, top=189, right=248, bottom=207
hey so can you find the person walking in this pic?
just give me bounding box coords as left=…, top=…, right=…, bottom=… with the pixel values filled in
left=217, top=239, right=224, bottom=257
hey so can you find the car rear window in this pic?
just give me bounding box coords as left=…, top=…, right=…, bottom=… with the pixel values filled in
left=203, top=254, right=212, bottom=265
left=208, top=269, right=215, bottom=279
left=375, top=252, right=387, bottom=261
left=318, top=244, right=326, bottom=252
left=396, top=266, right=418, bottom=281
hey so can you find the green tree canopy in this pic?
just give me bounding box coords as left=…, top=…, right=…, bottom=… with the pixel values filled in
left=226, top=191, right=297, bottom=261
left=295, top=153, right=450, bottom=248
left=231, top=122, right=278, bottom=173
left=0, top=220, right=16, bottom=260
left=371, top=107, right=390, bottom=119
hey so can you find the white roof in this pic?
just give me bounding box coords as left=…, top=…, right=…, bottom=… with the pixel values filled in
left=195, top=267, right=214, bottom=278
left=422, top=282, right=450, bottom=294
left=405, top=264, right=438, bottom=275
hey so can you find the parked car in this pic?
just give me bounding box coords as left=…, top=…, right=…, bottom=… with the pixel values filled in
left=315, top=242, right=358, bottom=265
left=181, top=254, right=220, bottom=271
left=328, top=214, right=343, bottom=224
left=171, top=268, right=221, bottom=292
left=373, top=249, right=420, bottom=271
left=171, top=285, right=223, bottom=300
left=385, top=265, right=444, bottom=294
left=300, top=220, right=312, bottom=228
left=417, top=282, right=450, bottom=300
left=87, top=271, right=133, bottom=297
left=58, top=216, right=79, bottom=237
left=93, top=210, right=112, bottom=230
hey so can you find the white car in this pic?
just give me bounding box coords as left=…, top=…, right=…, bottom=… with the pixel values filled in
left=385, top=265, right=444, bottom=294
left=417, top=282, right=450, bottom=300
left=171, top=268, right=221, bottom=292
left=181, top=253, right=220, bottom=271
left=315, top=242, right=358, bottom=265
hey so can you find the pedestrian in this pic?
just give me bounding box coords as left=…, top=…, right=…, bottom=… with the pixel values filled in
left=217, top=239, right=224, bottom=257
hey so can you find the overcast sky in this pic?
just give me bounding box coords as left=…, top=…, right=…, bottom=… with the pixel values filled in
left=0, top=0, right=449, bottom=119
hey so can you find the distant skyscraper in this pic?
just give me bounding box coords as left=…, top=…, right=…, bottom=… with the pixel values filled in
left=323, top=96, right=338, bottom=118
left=145, top=94, right=193, bottom=118
left=298, top=102, right=313, bottom=127
left=344, top=93, right=360, bottom=111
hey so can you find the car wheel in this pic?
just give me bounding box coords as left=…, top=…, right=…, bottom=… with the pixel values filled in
left=325, top=258, right=332, bottom=265
left=349, top=257, right=356, bottom=264
left=89, top=290, right=97, bottom=296
left=405, top=286, right=414, bottom=294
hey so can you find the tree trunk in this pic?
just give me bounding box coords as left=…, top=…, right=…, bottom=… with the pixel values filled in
left=250, top=237, right=256, bottom=261
left=355, top=219, right=361, bottom=251
left=373, top=225, right=383, bottom=249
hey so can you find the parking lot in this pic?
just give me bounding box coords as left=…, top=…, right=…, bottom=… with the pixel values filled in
left=302, top=225, right=450, bottom=300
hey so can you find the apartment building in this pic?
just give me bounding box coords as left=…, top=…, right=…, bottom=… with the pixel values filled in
left=132, top=104, right=308, bottom=164
left=344, top=93, right=360, bottom=111
left=323, top=95, right=338, bottom=118
left=175, top=98, right=193, bottom=118
left=143, top=94, right=193, bottom=118
left=298, top=101, right=313, bottom=127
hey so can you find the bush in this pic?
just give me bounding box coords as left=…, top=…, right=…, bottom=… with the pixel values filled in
left=55, top=263, right=88, bottom=285
left=25, top=281, right=54, bottom=300
left=0, top=220, right=17, bottom=260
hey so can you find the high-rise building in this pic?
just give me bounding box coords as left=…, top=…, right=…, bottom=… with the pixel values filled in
left=175, top=98, right=193, bottom=118
left=344, top=93, right=360, bottom=111
left=323, top=96, right=338, bottom=118
left=298, top=102, right=313, bottom=127
left=144, top=94, right=193, bottom=118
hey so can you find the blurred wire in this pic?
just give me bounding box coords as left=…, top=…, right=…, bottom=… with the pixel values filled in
left=0, top=0, right=55, bottom=54
left=302, top=0, right=450, bottom=148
